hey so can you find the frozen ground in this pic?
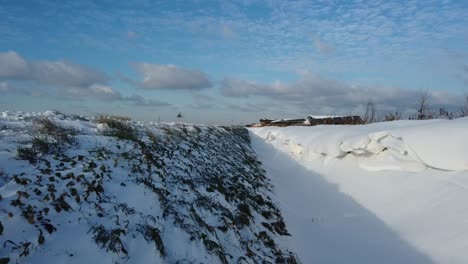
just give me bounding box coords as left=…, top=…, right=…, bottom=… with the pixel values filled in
left=250, top=118, right=468, bottom=264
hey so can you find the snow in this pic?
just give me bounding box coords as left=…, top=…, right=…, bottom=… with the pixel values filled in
left=3, top=110, right=468, bottom=263
left=249, top=118, right=468, bottom=264
left=308, top=115, right=343, bottom=119
left=0, top=111, right=296, bottom=264
left=253, top=118, right=468, bottom=171
left=270, top=118, right=306, bottom=124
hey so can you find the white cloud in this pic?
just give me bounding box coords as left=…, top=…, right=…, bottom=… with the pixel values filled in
left=0, top=51, right=174, bottom=109
left=221, top=75, right=461, bottom=114
left=131, top=63, right=212, bottom=90
left=0, top=51, right=114, bottom=100
left=0, top=51, right=109, bottom=88
left=29, top=61, right=109, bottom=88
left=123, top=94, right=172, bottom=107
left=0, top=51, right=29, bottom=79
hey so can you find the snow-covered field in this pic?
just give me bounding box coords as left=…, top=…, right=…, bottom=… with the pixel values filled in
left=2, top=111, right=467, bottom=264
left=250, top=118, right=468, bottom=264
left=0, top=111, right=296, bottom=264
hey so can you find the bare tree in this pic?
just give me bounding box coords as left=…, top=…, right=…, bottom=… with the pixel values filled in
left=416, top=90, right=433, bottom=120
left=363, top=99, right=376, bottom=124
left=438, top=107, right=454, bottom=119
left=384, top=112, right=402, bottom=121
left=461, top=94, right=468, bottom=117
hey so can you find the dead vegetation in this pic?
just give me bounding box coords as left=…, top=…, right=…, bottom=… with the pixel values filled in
left=16, top=118, right=77, bottom=164
left=5, top=116, right=297, bottom=263
left=95, top=115, right=138, bottom=141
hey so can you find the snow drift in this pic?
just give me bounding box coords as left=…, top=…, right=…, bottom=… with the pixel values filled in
left=253, top=118, right=468, bottom=172
left=250, top=118, right=468, bottom=264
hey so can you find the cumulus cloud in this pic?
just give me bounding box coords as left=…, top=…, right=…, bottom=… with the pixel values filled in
left=0, top=51, right=173, bottom=109
left=221, top=75, right=348, bottom=100
left=0, top=51, right=29, bottom=79
left=0, top=51, right=113, bottom=100
left=221, top=75, right=461, bottom=114
left=63, top=84, right=121, bottom=101
left=29, top=61, right=109, bottom=87
left=0, top=51, right=108, bottom=87
left=130, top=63, right=212, bottom=90
left=123, top=94, right=172, bottom=107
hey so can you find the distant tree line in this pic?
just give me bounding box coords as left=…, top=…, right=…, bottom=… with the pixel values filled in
left=363, top=91, right=468, bottom=124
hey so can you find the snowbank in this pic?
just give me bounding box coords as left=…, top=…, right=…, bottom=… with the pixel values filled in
left=250, top=118, right=468, bottom=264
left=252, top=118, right=468, bottom=171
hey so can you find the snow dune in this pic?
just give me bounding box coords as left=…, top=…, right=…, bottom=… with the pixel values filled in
left=253, top=118, right=468, bottom=172
left=250, top=118, right=468, bottom=264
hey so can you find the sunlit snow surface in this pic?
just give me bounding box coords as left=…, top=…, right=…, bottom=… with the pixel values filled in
left=250, top=118, right=468, bottom=264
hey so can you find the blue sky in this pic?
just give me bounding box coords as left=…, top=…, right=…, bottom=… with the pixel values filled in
left=1, top=0, right=467, bottom=124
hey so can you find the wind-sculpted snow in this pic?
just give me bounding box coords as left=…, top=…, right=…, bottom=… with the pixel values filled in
left=0, top=111, right=297, bottom=264
left=250, top=119, right=468, bottom=264
left=252, top=118, right=468, bottom=172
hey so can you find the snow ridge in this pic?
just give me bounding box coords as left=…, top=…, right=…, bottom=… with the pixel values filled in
left=254, top=118, right=468, bottom=172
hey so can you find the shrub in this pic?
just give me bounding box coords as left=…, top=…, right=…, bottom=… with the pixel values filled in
left=16, top=118, right=77, bottom=163
left=91, top=225, right=128, bottom=255
left=136, top=224, right=166, bottom=257
left=35, top=118, right=76, bottom=146
left=17, top=146, right=39, bottom=164
left=437, top=107, right=454, bottom=119
left=95, top=116, right=138, bottom=141
left=415, top=90, right=434, bottom=120
left=384, top=112, right=402, bottom=122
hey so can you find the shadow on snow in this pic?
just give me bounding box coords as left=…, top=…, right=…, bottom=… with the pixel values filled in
left=249, top=132, right=434, bottom=264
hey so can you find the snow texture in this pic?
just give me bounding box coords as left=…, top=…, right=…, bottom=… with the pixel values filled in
left=0, top=111, right=296, bottom=264
left=250, top=118, right=468, bottom=264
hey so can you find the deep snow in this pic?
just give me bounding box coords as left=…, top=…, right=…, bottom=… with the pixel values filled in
left=250, top=118, right=468, bottom=264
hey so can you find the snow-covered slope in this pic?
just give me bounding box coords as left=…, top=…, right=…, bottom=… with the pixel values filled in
left=0, top=111, right=297, bottom=264
left=250, top=119, right=468, bottom=264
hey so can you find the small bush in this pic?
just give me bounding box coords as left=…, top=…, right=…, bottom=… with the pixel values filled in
left=91, top=225, right=128, bottom=255
left=17, top=146, right=39, bottom=164
left=35, top=118, right=76, bottom=145
left=137, top=224, right=166, bottom=257
left=95, top=115, right=131, bottom=122
left=384, top=112, right=402, bottom=122
left=95, top=116, right=138, bottom=141
left=16, top=118, right=76, bottom=163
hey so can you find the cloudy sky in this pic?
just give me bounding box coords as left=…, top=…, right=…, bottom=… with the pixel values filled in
left=1, top=0, right=467, bottom=124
